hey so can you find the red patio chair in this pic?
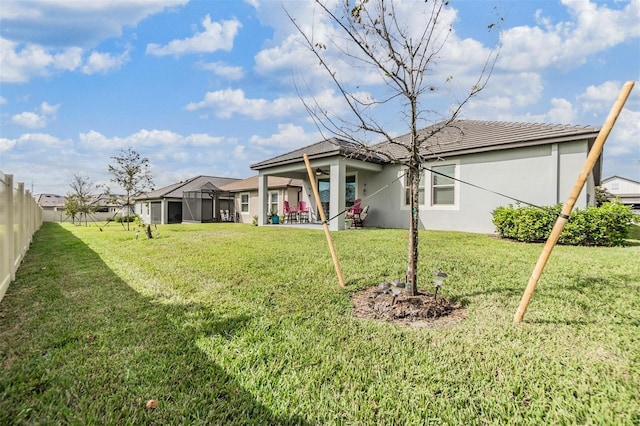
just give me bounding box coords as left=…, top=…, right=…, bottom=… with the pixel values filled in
left=283, top=200, right=298, bottom=223
left=346, top=198, right=362, bottom=217
left=298, top=200, right=309, bottom=223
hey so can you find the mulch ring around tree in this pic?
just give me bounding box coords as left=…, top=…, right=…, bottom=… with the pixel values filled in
left=351, top=283, right=467, bottom=328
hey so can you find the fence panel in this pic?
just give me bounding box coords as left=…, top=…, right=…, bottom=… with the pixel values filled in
left=0, top=172, right=43, bottom=303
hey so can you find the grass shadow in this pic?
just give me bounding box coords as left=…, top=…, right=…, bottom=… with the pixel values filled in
left=0, top=223, right=309, bottom=425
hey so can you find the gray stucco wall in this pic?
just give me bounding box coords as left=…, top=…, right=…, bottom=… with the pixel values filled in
left=359, top=139, right=593, bottom=234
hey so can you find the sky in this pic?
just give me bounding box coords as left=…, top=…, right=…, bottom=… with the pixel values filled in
left=0, top=0, right=638, bottom=196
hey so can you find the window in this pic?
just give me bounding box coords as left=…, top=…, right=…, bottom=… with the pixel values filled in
left=431, top=164, right=455, bottom=205
left=404, top=171, right=425, bottom=206
left=240, top=193, right=249, bottom=213
left=268, top=191, right=279, bottom=215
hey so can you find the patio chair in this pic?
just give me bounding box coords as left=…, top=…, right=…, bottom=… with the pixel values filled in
left=345, top=198, right=362, bottom=218
left=283, top=200, right=298, bottom=223
left=352, top=205, right=369, bottom=228
left=298, top=201, right=309, bottom=223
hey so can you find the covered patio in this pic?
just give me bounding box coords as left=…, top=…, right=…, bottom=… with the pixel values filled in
left=250, top=138, right=384, bottom=231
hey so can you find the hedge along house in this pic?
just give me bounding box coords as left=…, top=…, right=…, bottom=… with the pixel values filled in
left=250, top=120, right=602, bottom=233
left=220, top=175, right=304, bottom=224
left=135, top=175, right=240, bottom=224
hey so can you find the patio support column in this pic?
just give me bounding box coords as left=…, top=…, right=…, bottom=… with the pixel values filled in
left=257, top=173, right=268, bottom=226
left=329, top=160, right=346, bottom=231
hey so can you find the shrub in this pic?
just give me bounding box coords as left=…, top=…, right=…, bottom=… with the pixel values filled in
left=492, top=201, right=633, bottom=246
left=115, top=214, right=138, bottom=223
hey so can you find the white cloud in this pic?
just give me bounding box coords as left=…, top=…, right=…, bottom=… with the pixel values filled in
left=10, top=101, right=61, bottom=129
left=185, top=88, right=303, bottom=119
left=0, top=96, right=8, bottom=105
left=11, top=112, right=47, bottom=129
left=0, top=38, right=55, bottom=83
left=1, top=0, right=189, bottom=48
left=604, top=109, right=640, bottom=156
left=545, top=98, right=576, bottom=124
left=498, top=0, right=640, bottom=71
left=146, top=15, right=241, bottom=57
left=81, top=49, right=130, bottom=74
left=0, top=133, right=65, bottom=152
left=249, top=123, right=320, bottom=149
left=233, top=145, right=247, bottom=160
left=0, top=0, right=186, bottom=82
left=197, top=61, right=244, bottom=80
left=577, top=80, right=631, bottom=113
left=78, top=129, right=228, bottom=149
left=185, top=88, right=354, bottom=121
left=39, top=101, right=61, bottom=116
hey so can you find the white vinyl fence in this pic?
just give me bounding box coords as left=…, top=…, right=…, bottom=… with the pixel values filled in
left=1, top=172, right=43, bottom=303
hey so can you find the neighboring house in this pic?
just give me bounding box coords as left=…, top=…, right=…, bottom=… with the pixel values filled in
left=251, top=120, right=602, bottom=233
left=36, top=194, right=67, bottom=222
left=220, top=176, right=304, bottom=224
left=90, top=194, right=131, bottom=218
left=135, top=175, right=240, bottom=224
left=601, top=175, right=640, bottom=212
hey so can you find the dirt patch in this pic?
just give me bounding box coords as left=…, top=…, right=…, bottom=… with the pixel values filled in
left=352, top=285, right=466, bottom=328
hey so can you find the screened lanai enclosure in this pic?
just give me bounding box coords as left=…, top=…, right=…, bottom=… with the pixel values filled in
left=182, top=189, right=236, bottom=223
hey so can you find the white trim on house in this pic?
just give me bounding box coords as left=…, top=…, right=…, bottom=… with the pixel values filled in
left=425, top=159, right=460, bottom=211
left=240, top=192, right=250, bottom=215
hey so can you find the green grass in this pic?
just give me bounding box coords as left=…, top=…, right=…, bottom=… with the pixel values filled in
left=1, top=222, right=639, bottom=425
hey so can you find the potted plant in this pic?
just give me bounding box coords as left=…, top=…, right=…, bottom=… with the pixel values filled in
left=268, top=209, right=280, bottom=224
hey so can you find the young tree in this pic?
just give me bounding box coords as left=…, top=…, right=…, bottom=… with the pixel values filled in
left=107, top=147, right=154, bottom=230
left=66, top=173, right=96, bottom=226
left=287, top=0, right=498, bottom=295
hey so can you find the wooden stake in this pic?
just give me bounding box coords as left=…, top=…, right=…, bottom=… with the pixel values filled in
left=303, top=154, right=346, bottom=288
left=514, top=81, right=635, bottom=323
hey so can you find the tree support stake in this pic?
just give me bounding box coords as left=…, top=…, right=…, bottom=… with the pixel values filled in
left=513, top=80, right=635, bottom=323
left=303, top=154, right=346, bottom=288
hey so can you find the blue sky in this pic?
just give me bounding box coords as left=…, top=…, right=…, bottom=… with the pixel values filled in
left=1, top=0, right=638, bottom=196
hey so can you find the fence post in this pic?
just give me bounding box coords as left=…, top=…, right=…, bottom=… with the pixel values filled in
left=6, top=175, right=16, bottom=281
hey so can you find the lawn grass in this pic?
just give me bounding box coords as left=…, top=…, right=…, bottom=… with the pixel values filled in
left=1, top=222, right=639, bottom=424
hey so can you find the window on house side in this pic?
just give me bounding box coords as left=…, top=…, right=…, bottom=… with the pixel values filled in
left=404, top=171, right=425, bottom=205
left=240, top=193, right=249, bottom=213
left=269, top=192, right=279, bottom=215
left=431, top=164, right=455, bottom=205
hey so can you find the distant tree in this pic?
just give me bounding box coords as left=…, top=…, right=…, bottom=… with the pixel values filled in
left=107, top=147, right=154, bottom=230
left=287, top=0, right=498, bottom=295
left=64, top=195, right=81, bottom=224
left=66, top=173, right=96, bottom=226
left=595, top=186, right=610, bottom=206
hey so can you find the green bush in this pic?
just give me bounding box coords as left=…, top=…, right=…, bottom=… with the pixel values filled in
left=115, top=214, right=138, bottom=223
left=492, top=202, right=633, bottom=246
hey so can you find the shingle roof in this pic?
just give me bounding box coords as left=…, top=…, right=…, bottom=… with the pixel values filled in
left=250, top=137, right=387, bottom=170
left=251, top=120, right=601, bottom=170
left=135, top=175, right=241, bottom=200
left=602, top=175, right=640, bottom=185
left=376, top=120, right=601, bottom=159
left=35, top=193, right=66, bottom=208
left=220, top=175, right=303, bottom=192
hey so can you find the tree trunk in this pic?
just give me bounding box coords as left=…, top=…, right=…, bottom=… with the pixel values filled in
left=405, top=166, right=420, bottom=296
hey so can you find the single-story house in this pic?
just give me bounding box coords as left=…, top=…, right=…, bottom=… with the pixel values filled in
left=601, top=175, right=640, bottom=212
left=250, top=120, right=602, bottom=233
left=135, top=175, right=240, bottom=224
left=220, top=176, right=304, bottom=224
left=36, top=194, right=66, bottom=222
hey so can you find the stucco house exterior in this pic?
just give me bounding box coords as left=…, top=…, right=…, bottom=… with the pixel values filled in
left=135, top=175, right=240, bottom=224
left=601, top=175, right=640, bottom=212
left=220, top=176, right=303, bottom=224
left=250, top=120, right=602, bottom=233
left=36, top=194, right=66, bottom=222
